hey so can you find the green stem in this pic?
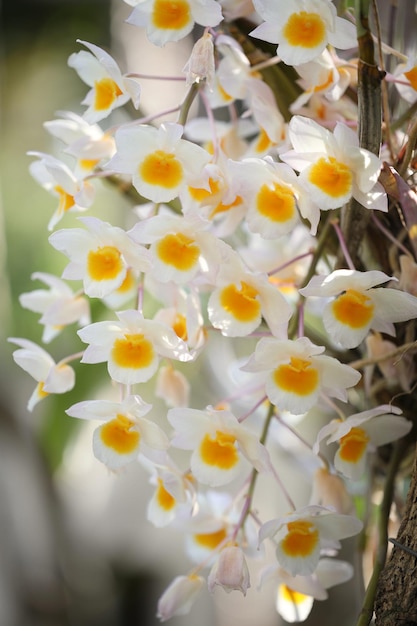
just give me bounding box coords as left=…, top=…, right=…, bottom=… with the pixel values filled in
left=177, top=82, right=200, bottom=127
left=288, top=213, right=334, bottom=338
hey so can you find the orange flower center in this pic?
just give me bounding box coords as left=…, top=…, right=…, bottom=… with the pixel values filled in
left=100, top=413, right=140, bottom=454
left=156, top=478, right=176, bottom=511
left=94, top=77, right=123, bottom=111
left=87, top=246, right=123, bottom=281
left=332, top=289, right=375, bottom=328
left=283, top=12, right=326, bottom=48
left=274, top=357, right=319, bottom=395
left=339, top=426, right=370, bottom=463
left=156, top=233, right=200, bottom=270
left=308, top=157, right=352, bottom=198
left=140, top=150, right=183, bottom=189
left=200, top=431, right=239, bottom=469
left=111, top=333, right=154, bottom=369
left=219, top=282, right=261, bottom=322
left=194, top=527, right=227, bottom=550
left=152, top=0, right=191, bottom=30
left=256, top=183, right=296, bottom=222
left=281, top=520, right=319, bottom=557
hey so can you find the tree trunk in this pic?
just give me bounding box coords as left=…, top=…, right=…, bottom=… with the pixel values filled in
left=375, top=444, right=417, bottom=624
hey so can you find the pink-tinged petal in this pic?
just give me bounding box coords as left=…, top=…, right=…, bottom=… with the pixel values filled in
left=157, top=575, right=205, bottom=622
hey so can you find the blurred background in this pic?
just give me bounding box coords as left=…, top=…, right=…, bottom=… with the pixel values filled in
left=1, top=1, right=416, bottom=625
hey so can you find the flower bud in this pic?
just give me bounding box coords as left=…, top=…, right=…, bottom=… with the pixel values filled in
left=310, top=467, right=354, bottom=515
left=155, top=364, right=190, bottom=407
left=157, top=574, right=204, bottom=622
left=183, top=32, right=215, bottom=91
left=208, top=546, right=250, bottom=595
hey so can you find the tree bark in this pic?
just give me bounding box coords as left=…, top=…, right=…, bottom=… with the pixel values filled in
left=375, top=444, right=417, bottom=625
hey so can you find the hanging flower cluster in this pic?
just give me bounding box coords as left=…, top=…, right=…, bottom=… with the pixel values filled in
left=10, top=0, right=417, bottom=622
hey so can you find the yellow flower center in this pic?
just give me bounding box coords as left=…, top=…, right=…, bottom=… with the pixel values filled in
left=111, top=333, right=155, bottom=369
left=332, top=289, right=375, bottom=328
left=55, top=185, right=75, bottom=214
left=283, top=11, right=326, bottom=48
left=79, top=158, right=100, bottom=171
left=256, top=183, right=296, bottom=222
left=200, top=431, right=239, bottom=469
left=156, top=233, right=200, bottom=270
left=140, top=150, right=183, bottom=189
left=188, top=177, right=221, bottom=202
left=94, top=77, right=123, bottom=111
left=115, top=268, right=135, bottom=293
left=281, top=520, right=319, bottom=557
left=172, top=313, right=188, bottom=340
left=152, top=0, right=191, bottom=30
left=404, top=65, right=417, bottom=91
left=280, top=584, right=309, bottom=605
left=210, top=195, right=243, bottom=218
left=219, top=282, right=261, bottom=322
left=194, top=527, right=227, bottom=550
left=308, top=157, right=352, bottom=198
left=100, top=413, right=140, bottom=454
left=314, top=69, right=334, bottom=92
left=87, top=246, right=123, bottom=281
left=37, top=381, right=50, bottom=399
left=274, top=357, right=319, bottom=395
left=156, top=478, right=176, bottom=511
left=339, top=426, right=370, bottom=463
left=254, top=128, right=274, bottom=153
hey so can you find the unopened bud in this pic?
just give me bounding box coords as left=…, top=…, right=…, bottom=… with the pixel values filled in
left=208, top=546, right=250, bottom=595
left=157, top=574, right=204, bottom=622
left=183, top=32, right=215, bottom=91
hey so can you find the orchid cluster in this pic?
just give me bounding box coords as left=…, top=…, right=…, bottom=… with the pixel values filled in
left=9, top=0, right=417, bottom=623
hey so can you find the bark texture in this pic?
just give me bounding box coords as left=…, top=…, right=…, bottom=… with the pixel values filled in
left=375, top=445, right=417, bottom=625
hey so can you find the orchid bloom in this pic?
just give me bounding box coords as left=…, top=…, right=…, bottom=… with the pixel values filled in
left=314, top=405, right=412, bottom=480
left=300, top=269, right=417, bottom=349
